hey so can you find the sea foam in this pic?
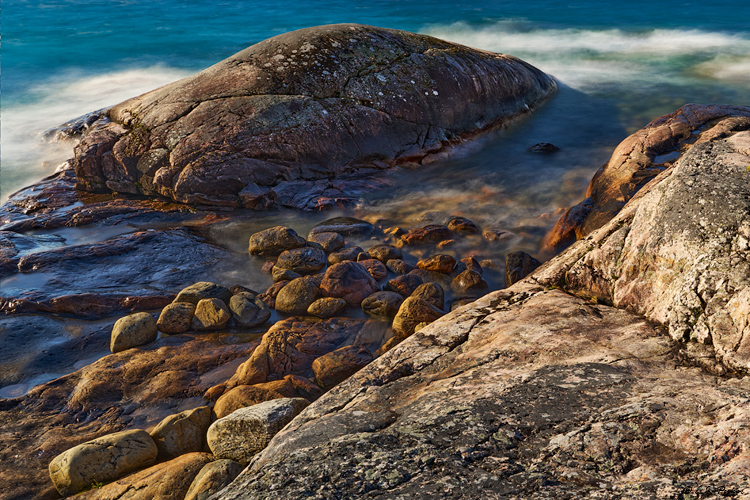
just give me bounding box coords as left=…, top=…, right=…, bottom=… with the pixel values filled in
left=1, top=66, right=190, bottom=202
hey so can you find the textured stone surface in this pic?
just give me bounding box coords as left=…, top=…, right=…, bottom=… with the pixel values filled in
left=274, top=276, right=321, bottom=315
left=191, top=298, right=231, bottom=331
left=400, top=225, right=452, bottom=246
left=312, top=345, right=374, bottom=390
left=534, top=129, right=750, bottom=373
left=320, top=261, right=379, bottom=306
left=392, top=296, right=445, bottom=338
left=157, top=302, right=196, bottom=334
left=505, top=250, right=541, bottom=286
left=211, top=108, right=750, bottom=500
left=544, top=104, right=750, bottom=252
left=76, top=452, right=212, bottom=500
left=248, top=226, right=306, bottom=256
left=149, top=406, right=211, bottom=459
left=450, top=269, right=488, bottom=294
left=306, top=232, right=344, bottom=253
left=229, top=292, right=271, bottom=328
left=358, top=258, right=388, bottom=281
left=214, top=385, right=286, bottom=419
left=361, top=291, right=405, bottom=318
left=72, top=24, right=555, bottom=208
left=274, top=247, right=327, bottom=275
left=48, top=429, right=157, bottom=496
left=367, top=244, right=403, bottom=263
left=310, top=217, right=374, bottom=238
left=410, top=282, right=445, bottom=310
left=110, top=312, right=158, bottom=353
left=184, top=459, right=244, bottom=500
left=175, top=281, right=232, bottom=305
left=307, top=297, right=347, bottom=318
left=416, top=254, right=456, bottom=274
left=385, top=274, right=423, bottom=297
left=207, top=398, right=310, bottom=465
left=327, top=246, right=364, bottom=265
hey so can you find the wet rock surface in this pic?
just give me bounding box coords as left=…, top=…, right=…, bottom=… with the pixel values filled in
left=206, top=109, right=750, bottom=499
left=71, top=24, right=555, bottom=208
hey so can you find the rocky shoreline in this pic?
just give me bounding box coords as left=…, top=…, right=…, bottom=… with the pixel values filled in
left=1, top=22, right=749, bottom=500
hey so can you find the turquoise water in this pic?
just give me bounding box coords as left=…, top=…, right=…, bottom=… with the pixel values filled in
left=2, top=0, right=749, bottom=201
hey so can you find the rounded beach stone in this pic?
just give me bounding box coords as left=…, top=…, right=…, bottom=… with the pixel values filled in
left=400, top=225, right=452, bottom=246
left=214, top=385, right=286, bottom=419
left=156, top=302, right=196, bottom=334
left=328, top=246, right=364, bottom=265
left=307, top=232, right=345, bottom=253
left=272, top=266, right=302, bottom=283
left=48, top=429, right=158, bottom=496
left=275, top=277, right=321, bottom=315
left=392, top=297, right=445, bottom=338
left=175, top=281, right=232, bottom=305
left=417, top=254, right=456, bottom=274
left=361, top=291, right=404, bottom=318
left=184, top=459, right=244, bottom=500
left=385, top=274, right=423, bottom=298
left=359, top=258, right=388, bottom=281
left=307, top=297, right=347, bottom=318
left=461, top=256, right=483, bottom=275
left=111, top=312, right=158, bottom=353
left=367, top=244, right=403, bottom=263
left=447, top=216, right=480, bottom=233
left=275, top=247, right=327, bottom=275
left=248, top=226, right=306, bottom=256
left=450, top=269, right=489, bottom=294
left=411, top=282, right=445, bottom=310
left=229, top=292, right=271, bottom=328
left=207, top=398, right=310, bottom=465
left=150, top=406, right=211, bottom=459
left=320, top=261, right=379, bottom=306
left=312, top=345, right=374, bottom=390
left=191, top=298, right=231, bottom=331
left=386, top=259, right=415, bottom=275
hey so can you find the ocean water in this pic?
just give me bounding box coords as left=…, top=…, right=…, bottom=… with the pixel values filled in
left=2, top=0, right=749, bottom=214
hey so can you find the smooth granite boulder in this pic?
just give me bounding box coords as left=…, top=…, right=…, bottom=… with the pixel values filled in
left=392, top=296, right=445, bottom=338
left=110, top=312, right=158, bottom=353
left=184, top=459, right=244, bottom=500
left=275, top=276, right=322, bottom=315
left=191, top=298, right=231, bottom=331
left=149, top=406, right=212, bottom=459
left=157, top=302, right=196, bottom=333
left=361, top=291, right=405, bottom=318
left=72, top=24, right=555, bottom=208
left=229, top=291, right=272, bottom=328
left=48, top=429, right=158, bottom=496
left=248, top=226, right=307, bottom=256
left=274, top=247, right=327, bottom=275
left=307, top=297, right=348, bottom=318
left=207, top=398, right=310, bottom=464
left=75, top=452, right=212, bottom=500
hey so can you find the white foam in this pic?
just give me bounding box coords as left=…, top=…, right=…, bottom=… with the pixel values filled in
left=1, top=65, right=191, bottom=201
left=422, top=21, right=750, bottom=91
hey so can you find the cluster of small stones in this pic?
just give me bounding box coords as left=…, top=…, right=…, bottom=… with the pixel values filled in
left=49, top=216, right=543, bottom=496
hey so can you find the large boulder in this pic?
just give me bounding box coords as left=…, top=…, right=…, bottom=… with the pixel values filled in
left=207, top=398, right=310, bottom=465
left=48, top=429, right=158, bottom=496
left=72, top=24, right=555, bottom=208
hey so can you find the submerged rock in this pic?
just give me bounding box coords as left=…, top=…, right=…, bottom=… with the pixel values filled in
left=71, top=24, right=555, bottom=208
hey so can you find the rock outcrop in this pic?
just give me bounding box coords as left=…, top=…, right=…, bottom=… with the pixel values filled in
left=211, top=109, right=750, bottom=499
left=71, top=24, right=556, bottom=208
left=544, top=103, right=750, bottom=252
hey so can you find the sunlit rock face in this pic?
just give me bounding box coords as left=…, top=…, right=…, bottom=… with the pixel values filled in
left=72, top=23, right=556, bottom=209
